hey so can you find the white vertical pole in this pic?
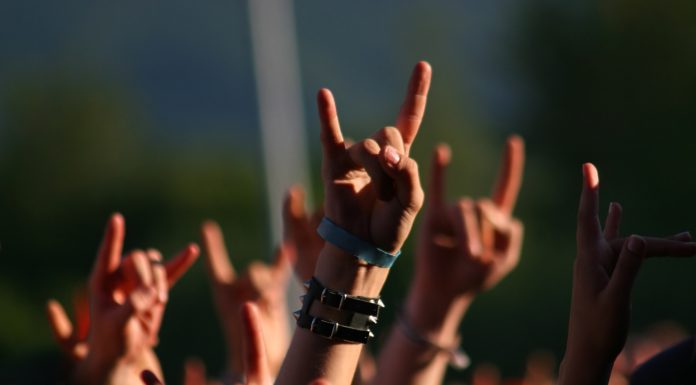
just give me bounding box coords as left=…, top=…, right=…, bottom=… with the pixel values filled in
left=248, top=0, right=311, bottom=245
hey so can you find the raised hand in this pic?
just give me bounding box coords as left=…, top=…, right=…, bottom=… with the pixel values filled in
left=313, top=61, right=430, bottom=297
left=200, top=220, right=291, bottom=379
left=558, top=163, right=696, bottom=385
left=371, top=137, right=524, bottom=385
left=413, top=136, right=524, bottom=303
left=283, top=185, right=324, bottom=281
left=48, top=213, right=199, bottom=385
left=277, top=62, right=431, bottom=385
left=317, top=73, right=428, bottom=251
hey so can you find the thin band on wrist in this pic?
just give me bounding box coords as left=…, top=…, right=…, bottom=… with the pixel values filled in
left=397, top=310, right=470, bottom=370
left=317, top=217, right=401, bottom=268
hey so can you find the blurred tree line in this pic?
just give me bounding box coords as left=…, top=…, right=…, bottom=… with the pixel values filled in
left=2, top=0, right=696, bottom=384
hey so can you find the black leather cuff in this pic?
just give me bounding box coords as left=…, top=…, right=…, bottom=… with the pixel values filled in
left=296, top=311, right=373, bottom=344
left=304, top=277, right=384, bottom=318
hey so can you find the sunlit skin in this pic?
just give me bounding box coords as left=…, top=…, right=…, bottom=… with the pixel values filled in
left=200, top=221, right=292, bottom=379
left=558, top=163, right=696, bottom=385
left=276, top=61, right=431, bottom=385
left=46, top=213, right=199, bottom=385
left=371, top=136, right=525, bottom=385
left=282, top=185, right=378, bottom=385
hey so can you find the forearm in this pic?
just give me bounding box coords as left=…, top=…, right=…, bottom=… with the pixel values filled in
left=276, top=244, right=388, bottom=385
left=557, top=349, right=613, bottom=385
left=370, top=288, right=472, bottom=385
left=277, top=328, right=364, bottom=385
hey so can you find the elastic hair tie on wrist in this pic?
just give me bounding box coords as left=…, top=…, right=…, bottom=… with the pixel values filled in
left=397, top=310, right=470, bottom=370
left=317, top=217, right=401, bottom=268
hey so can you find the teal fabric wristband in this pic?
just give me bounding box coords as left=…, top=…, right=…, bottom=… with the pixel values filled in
left=317, top=217, right=401, bottom=268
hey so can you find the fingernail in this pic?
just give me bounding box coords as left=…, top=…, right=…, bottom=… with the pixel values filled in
left=385, top=146, right=401, bottom=166
left=159, top=288, right=168, bottom=303
left=676, top=231, right=692, bottom=240
left=141, top=370, right=163, bottom=385
left=627, top=236, right=645, bottom=254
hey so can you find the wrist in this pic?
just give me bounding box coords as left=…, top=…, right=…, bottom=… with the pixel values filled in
left=314, top=244, right=389, bottom=297
left=404, top=288, right=473, bottom=346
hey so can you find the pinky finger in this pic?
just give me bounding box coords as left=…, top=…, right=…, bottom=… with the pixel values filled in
left=165, top=243, right=200, bottom=288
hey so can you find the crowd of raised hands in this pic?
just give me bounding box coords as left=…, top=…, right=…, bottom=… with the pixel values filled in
left=45, top=62, right=696, bottom=385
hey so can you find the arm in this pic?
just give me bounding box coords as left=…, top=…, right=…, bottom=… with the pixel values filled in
left=276, top=61, right=431, bottom=385
left=46, top=213, right=199, bottom=385
left=559, top=163, right=696, bottom=385
left=371, top=136, right=525, bottom=385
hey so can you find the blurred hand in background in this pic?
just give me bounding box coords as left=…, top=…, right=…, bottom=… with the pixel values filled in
left=282, top=185, right=324, bottom=282
left=46, top=213, right=199, bottom=385
left=559, top=163, right=696, bottom=385
left=372, top=136, right=524, bottom=385
left=200, top=221, right=292, bottom=380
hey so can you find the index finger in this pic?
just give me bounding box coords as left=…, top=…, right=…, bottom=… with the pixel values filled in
left=90, top=213, right=125, bottom=289
left=427, top=143, right=451, bottom=209
left=395, top=61, right=432, bottom=155
left=282, top=185, right=307, bottom=242
left=201, top=220, right=236, bottom=285
left=317, top=88, right=345, bottom=157
left=577, top=163, right=602, bottom=245
left=491, top=135, right=525, bottom=215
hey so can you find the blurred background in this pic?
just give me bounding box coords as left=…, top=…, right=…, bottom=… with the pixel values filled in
left=1, top=0, right=696, bottom=383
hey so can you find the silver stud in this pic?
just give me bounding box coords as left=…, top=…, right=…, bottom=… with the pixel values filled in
left=368, top=330, right=375, bottom=339
left=293, top=310, right=301, bottom=320
left=368, top=315, right=378, bottom=324
left=377, top=299, right=385, bottom=308
left=302, top=279, right=311, bottom=290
